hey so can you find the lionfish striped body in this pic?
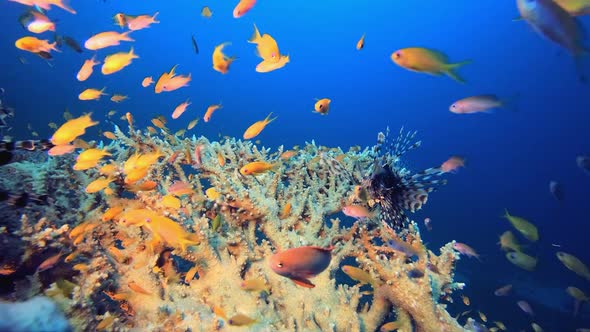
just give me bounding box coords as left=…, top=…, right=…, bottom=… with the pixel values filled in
left=364, top=127, right=447, bottom=230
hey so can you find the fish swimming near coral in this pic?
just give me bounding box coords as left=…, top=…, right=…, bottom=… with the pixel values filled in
left=360, top=127, right=447, bottom=229
left=269, top=245, right=332, bottom=288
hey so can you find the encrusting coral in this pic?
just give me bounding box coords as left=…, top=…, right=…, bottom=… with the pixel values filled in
left=0, top=118, right=475, bottom=332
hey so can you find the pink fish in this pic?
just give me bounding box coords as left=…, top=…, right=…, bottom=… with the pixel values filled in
left=449, top=95, right=505, bottom=114
left=269, top=246, right=332, bottom=288
left=126, top=12, right=159, bottom=31
left=517, top=300, right=534, bottom=316
left=48, top=144, right=75, bottom=156
left=440, top=156, right=465, bottom=173
left=37, top=252, right=63, bottom=272
left=84, top=31, right=133, bottom=51
left=172, top=100, right=191, bottom=119
left=342, top=205, right=374, bottom=219
left=452, top=242, right=481, bottom=261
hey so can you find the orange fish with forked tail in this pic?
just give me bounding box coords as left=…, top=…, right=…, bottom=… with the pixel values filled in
left=269, top=245, right=333, bottom=288
left=391, top=47, right=471, bottom=83
left=243, top=113, right=276, bottom=140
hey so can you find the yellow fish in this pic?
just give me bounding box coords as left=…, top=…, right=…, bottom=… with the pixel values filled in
left=212, top=42, right=235, bottom=74
left=201, top=6, right=212, bottom=18
left=101, top=48, right=138, bottom=75
left=503, top=209, right=539, bottom=242
left=557, top=251, right=590, bottom=280
left=243, top=112, right=276, bottom=140
left=51, top=113, right=98, bottom=145
left=79, top=88, right=107, bottom=101
left=248, top=24, right=279, bottom=63
left=506, top=251, right=537, bottom=271
left=391, top=47, right=471, bottom=83
left=85, top=177, right=114, bottom=193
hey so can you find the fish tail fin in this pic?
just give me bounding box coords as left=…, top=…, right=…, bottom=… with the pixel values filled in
left=445, top=60, right=472, bottom=83
left=57, top=0, right=76, bottom=14
left=122, top=30, right=135, bottom=42
left=248, top=24, right=261, bottom=43
left=264, top=112, right=277, bottom=124
left=152, top=12, right=160, bottom=23
left=129, top=47, right=139, bottom=58
left=502, top=208, right=510, bottom=219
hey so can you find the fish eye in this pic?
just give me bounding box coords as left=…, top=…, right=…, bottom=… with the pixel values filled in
left=394, top=52, right=401, bottom=59
left=276, top=262, right=283, bottom=268
left=451, top=104, right=456, bottom=109
left=145, top=218, right=151, bottom=223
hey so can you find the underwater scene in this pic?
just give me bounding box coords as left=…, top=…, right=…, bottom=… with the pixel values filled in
left=1, top=0, right=590, bottom=331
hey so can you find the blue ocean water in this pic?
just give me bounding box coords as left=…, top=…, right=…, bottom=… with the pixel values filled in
left=1, top=0, right=589, bottom=330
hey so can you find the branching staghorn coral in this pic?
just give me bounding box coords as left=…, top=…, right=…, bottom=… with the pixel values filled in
left=0, top=121, right=477, bottom=332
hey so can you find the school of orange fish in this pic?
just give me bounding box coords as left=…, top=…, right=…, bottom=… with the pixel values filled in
left=6, top=0, right=590, bottom=330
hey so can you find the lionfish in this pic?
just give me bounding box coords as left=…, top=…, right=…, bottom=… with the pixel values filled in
left=362, top=127, right=447, bottom=230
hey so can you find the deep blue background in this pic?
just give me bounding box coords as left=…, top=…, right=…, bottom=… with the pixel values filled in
left=1, top=0, right=589, bottom=330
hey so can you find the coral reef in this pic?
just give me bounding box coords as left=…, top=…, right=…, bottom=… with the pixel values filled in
left=0, top=122, right=472, bottom=332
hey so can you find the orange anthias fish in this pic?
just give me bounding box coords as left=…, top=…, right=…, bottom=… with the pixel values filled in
left=79, top=88, right=107, bottom=101
left=269, top=246, right=333, bottom=288
left=391, top=47, right=471, bottom=83
left=243, top=112, right=277, bottom=140
left=440, top=156, right=465, bottom=173
left=212, top=42, right=236, bottom=74
left=203, top=104, right=222, bottom=122
left=356, top=33, right=366, bottom=50
left=248, top=24, right=280, bottom=63
left=101, top=48, right=138, bottom=75
left=239, top=161, right=276, bottom=176
left=233, top=0, right=256, bottom=18
left=51, top=113, right=98, bottom=145
left=154, top=65, right=191, bottom=93
left=126, top=12, right=160, bottom=31
left=314, top=98, right=331, bottom=115
left=172, top=100, right=191, bottom=119
left=452, top=242, right=481, bottom=261
left=10, top=0, right=76, bottom=14
left=142, top=76, right=154, bottom=87
left=84, top=31, right=134, bottom=51
left=111, top=94, right=128, bottom=103
left=15, top=36, right=58, bottom=55
left=76, top=56, right=100, bottom=82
